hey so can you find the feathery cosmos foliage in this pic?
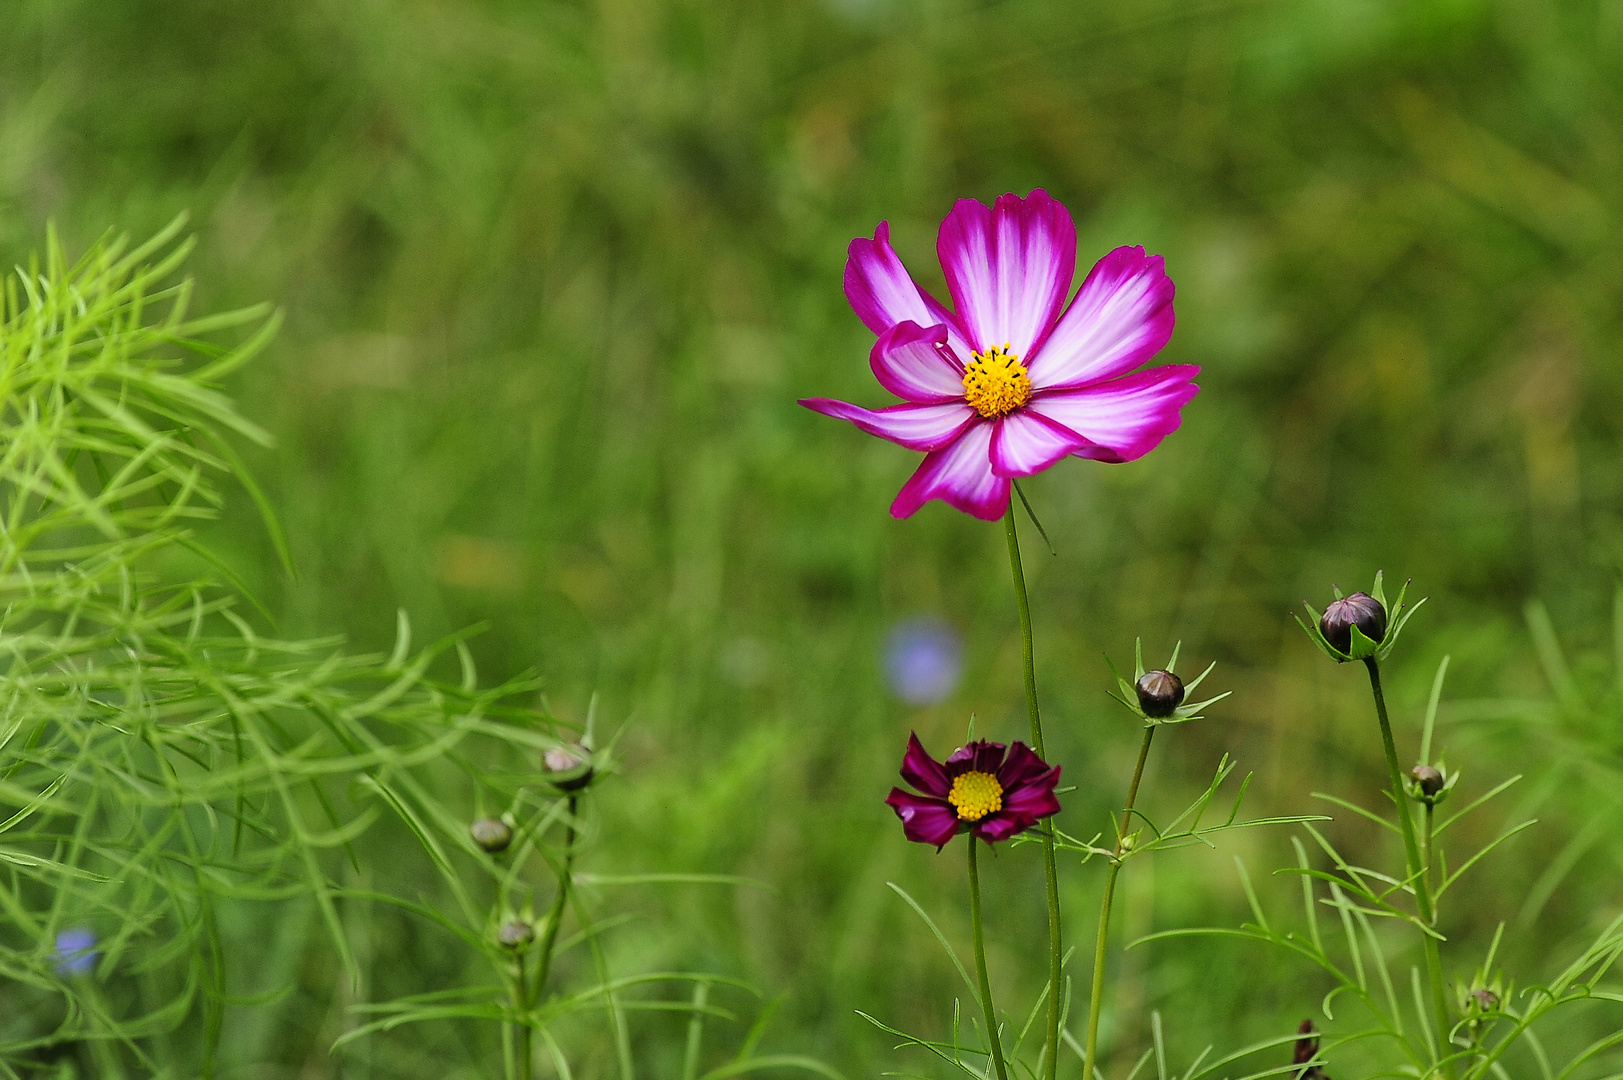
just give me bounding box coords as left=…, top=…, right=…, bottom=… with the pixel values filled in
left=0, top=222, right=831, bottom=1080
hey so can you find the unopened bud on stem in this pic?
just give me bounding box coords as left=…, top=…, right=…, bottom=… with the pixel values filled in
left=544, top=743, right=595, bottom=792
left=1410, top=765, right=1444, bottom=797
left=498, top=920, right=535, bottom=949
left=1318, top=592, right=1388, bottom=658
left=1135, top=669, right=1185, bottom=718
left=470, top=817, right=513, bottom=853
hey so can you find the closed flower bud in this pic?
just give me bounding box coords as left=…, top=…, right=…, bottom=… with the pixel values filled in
left=544, top=743, right=595, bottom=792
left=1319, top=592, right=1388, bottom=657
left=1135, top=669, right=1185, bottom=718
left=469, top=817, right=512, bottom=853
left=1410, top=765, right=1444, bottom=796
left=498, top=920, right=535, bottom=949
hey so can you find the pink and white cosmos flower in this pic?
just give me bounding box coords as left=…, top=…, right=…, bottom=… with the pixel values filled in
left=800, top=190, right=1198, bottom=521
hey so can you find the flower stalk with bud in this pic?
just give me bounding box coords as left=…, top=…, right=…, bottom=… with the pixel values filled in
left=1298, top=573, right=1451, bottom=1072
left=1081, top=641, right=1229, bottom=1079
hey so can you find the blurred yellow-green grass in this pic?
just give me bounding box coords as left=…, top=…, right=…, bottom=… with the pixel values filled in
left=7, top=0, right=1623, bottom=1076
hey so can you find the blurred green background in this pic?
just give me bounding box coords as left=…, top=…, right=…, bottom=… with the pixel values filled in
left=7, top=0, right=1623, bottom=1075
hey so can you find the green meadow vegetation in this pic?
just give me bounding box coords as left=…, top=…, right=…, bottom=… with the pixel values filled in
left=5, top=1, right=1623, bottom=1077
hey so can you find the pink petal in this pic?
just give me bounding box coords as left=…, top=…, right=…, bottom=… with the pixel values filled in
left=870, top=321, right=966, bottom=404
left=1026, top=246, right=1175, bottom=391
left=937, top=190, right=1076, bottom=358
left=1026, top=365, right=1200, bottom=463
left=889, top=421, right=1009, bottom=522
left=886, top=789, right=962, bottom=849
left=845, top=222, right=972, bottom=354
left=799, top=397, right=976, bottom=452
left=988, top=409, right=1099, bottom=479
left=899, top=732, right=951, bottom=799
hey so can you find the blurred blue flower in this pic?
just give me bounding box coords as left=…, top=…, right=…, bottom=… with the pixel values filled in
left=53, top=928, right=97, bottom=976
left=884, top=619, right=963, bottom=706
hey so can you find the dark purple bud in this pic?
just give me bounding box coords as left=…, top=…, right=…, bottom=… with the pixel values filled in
left=1292, top=1019, right=1331, bottom=1079
left=498, top=920, right=534, bottom=949
left=1136, top=670, right=1185, bottom=718
left=1469, top=988, right=1500, bottom=1011
left=1319, top=592, right=1387, bottom=656
left=1292, top=1020, right=1318, bottom=1065
left=1410, top=765, right=1444, bottom=796
left=470, top=817, right=513, bottom=853
left=544, top=743, right=594, bottom=792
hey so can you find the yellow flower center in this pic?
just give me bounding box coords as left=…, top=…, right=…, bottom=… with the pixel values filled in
left=947, top=771, right=1004, bottom=822
left=962, top=344, right=1032, bottom=418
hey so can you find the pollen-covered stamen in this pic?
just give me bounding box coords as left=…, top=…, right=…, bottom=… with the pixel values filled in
left=962, top=344, right=1032, bottom=418
left=947, top=770, right=1004, bottom=822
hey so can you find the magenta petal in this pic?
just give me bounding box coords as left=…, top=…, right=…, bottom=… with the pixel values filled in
left=899, top=732, right=951, bottom=798
left=887, top=789, right=962, bottom=848
left=1026, top=365, right=1200, bottom=463
left=996, top=741, right=1050, bottom=788
left=870, top=321, right=967, bottom=403
left=973, top=815, right=1023, bottom=843
left=937, top=190, right=1076, bottom=358
left=946, top=739, right=1007, bottom=776
left=1026, top=246, right=1176, bottom=390
left=988, top=409, right=1096, bottom=479
left=1002, top=772, right=1061, bottom=821
left=845, top=222, right=972, bottom=352
left=799, top=397, right=977, bottom=452
left=889, top=421, right=1009, bottom=521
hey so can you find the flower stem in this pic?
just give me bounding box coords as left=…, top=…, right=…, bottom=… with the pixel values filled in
left=1082, top=725, right=1156, bottom=1080
left=968, top=838, right=1012, bottom=1080
left=1003, top=502, right=1063, bottom=1080
left=512, top=955, right=532, bottom=1080
left=1364, top=659, right=1452, bottom=1076
left=534, top=794, right=580, bottom=998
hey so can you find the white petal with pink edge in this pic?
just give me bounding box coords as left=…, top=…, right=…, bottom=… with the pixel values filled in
left=890, top=420, right=1009, bottom=521
left=869, top=321, right=966, bottom=403
left=799, top=397, right=976, bottom=452
left=1026, top=246, right=1175, bottom=391
left=937, top=190, right=1076, bottom=358
left=844, top=223, right=973, bottom=355
left=989, top=410, right=1098, bottom=478
left=1025, top=365, right=1200, bottom=463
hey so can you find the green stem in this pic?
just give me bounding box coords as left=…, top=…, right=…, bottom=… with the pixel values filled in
left=515, top=794, right=579, bottom=1080
left=512, top=954, right=532, bottom=1080
left=533, top=795, right=580, bottom=999
left=1082, top=725, right=1156, bottom=1080
left=1003, top=502, right=1063, bottom=1080
left=968, top=838, right=1012, bottom=1080
left=1365, top=659, right=1452, bottom=1077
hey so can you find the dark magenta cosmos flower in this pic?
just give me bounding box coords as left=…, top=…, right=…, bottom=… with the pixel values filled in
left=801, top=190, right=1198, bottom=521
left=886, top=733, right=1061, bottom=848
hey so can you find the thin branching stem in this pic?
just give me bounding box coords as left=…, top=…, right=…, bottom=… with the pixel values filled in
left=1365, top=658, right=1452, bottom=1077
left=968, top=838, right=1012, bottom=1080
left=1083, top=725, right=1156, bottom=1080
left=1003, top=502, right=1063, bottom=1080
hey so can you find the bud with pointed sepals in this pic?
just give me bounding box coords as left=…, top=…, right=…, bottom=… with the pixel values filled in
left=1108, top=639, right=1229, bottom=726
left=1298, top=572, right=1426, bottom=665
left=470, top=817, right=513, bottom=853
left=1319, top=593, right=1387, bottom=658
left=498, top=920, right=535, bottom=949
left=1409, top=765, right=1443, bottom=796
left=544, top=742, right=595, bottom=792
left=1135, top=670, right=1185, bottom=718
